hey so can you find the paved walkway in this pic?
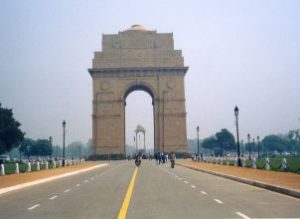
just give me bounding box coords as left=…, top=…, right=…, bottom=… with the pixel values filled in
left=0, top=162, right=99, bottom=189
left=177, top=160, right=300, bottom=191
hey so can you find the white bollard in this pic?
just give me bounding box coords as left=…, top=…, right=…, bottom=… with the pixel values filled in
left=53, top=160, right=56, bottom=168
left=242, top=158, right=246, bottom=167
left=252, top=157, right=257, bottom=169
left=1, top=163, right=5, bottom=176
left=15, top=162, right=19, bottom=174
left=45, top=161, right=48, bottom=170
left=281, top=158, right=287, bottom=171
left=265, top=157, right=270, bottom=170
left=36, top=161, right=40, bottom=171
left=27, top=162, right=31, bottom=172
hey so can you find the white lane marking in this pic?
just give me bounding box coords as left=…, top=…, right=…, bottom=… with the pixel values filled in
left=76, top=184, right=80, bottom=187
left=64, top=189, right=70, bottom=193
left=174, top=175, right=178, bottom=177
left=191, top=185, right=196, bottom=188
left=49, top=195, right=58, bottom=200
left=235, top=212, right=251, bottom=219
left=214, top=199, right=223, bottom=204
left=90, top=177, right=94, bottom=180
left=184, top=180, right=189, bottom=184
left=84, top=180, right=89, bottom=183
left=201, top=191, right=207, bottom=195
left=0, top=163, right=108, bottom=196
left=28, top=204, right=40, bottom=210
left=178, top=177, right=182, bottom=180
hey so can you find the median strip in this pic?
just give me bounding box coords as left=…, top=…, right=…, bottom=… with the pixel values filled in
left=117, top=167, right=138, bottom=219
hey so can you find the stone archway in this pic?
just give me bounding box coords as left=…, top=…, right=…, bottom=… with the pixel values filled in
left=88, top=25, right=188, bottom=158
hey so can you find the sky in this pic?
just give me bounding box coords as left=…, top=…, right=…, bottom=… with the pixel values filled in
left=0, top=0, right=299, bottom=149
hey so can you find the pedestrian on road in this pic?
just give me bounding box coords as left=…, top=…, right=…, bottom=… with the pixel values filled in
left=170, top=152, right=176, bottom=168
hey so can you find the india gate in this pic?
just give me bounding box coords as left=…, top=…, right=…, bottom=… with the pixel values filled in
left=88, top=25, right=188, bottom=157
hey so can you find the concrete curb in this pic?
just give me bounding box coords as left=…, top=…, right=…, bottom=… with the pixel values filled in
left=177, top=163, right=300, bottom=199
left=0, top=163, right=108, bottom=196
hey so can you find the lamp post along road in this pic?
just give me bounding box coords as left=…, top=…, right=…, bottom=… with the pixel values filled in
left=134, top=136, right=136, bottom=154
left=49, top=136, right=52, bottom=160
left=257, top=136, right=260, bottom=158
left=197, top=126, right=200, bottom=162
left=234, top=106, right=242, bottom=167
left=62, top=120, right=66, bottom=167
left=252, top=138, right=256, bottom=158
left=247, top=133, right=251, bottom=160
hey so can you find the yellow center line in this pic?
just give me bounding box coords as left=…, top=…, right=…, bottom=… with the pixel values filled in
left=117, top=167, right=138, bottom=219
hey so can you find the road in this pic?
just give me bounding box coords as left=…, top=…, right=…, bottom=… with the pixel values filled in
left=0, top=160, right=299, bottom=219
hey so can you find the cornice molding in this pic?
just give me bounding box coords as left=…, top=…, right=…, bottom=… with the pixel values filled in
left=88, top=66, right=188, bottom=77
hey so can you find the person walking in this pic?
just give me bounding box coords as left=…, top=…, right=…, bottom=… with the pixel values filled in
left=170, top=152, right=176, bottom=168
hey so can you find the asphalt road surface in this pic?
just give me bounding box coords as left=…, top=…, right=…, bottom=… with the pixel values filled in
left=0, top=160, right=299, bottom=219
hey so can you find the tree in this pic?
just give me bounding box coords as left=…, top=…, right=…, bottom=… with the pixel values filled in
left=84, top=139, right=93, bottom=157
left=262, top=135, right=289, bottom=153
left=66, top=141, right=84, bottom=158
left=0, top=103, right=24, bottom=154
left=202, top=136, right=219, bottom=155
left=19, top=138, right=35, bottom=159
left=29, top=139, right=52, bottom=157
left=216, top=129, right=236, bottom=155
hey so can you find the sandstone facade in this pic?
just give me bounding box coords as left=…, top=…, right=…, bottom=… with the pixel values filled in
left=88, top=25, right=188, bottom=156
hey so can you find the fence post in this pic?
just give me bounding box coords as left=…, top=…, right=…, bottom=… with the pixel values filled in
left=265, top=157, right=270, bottom=170
left=36, top=161, right=40, bottom=171
left=281, top=157, right=287, bottom=171
left=15, top=162, right=19, bottom=174
left=53, top=160, right=56, bottom=168
left=0, top=163, right=5, bottom=176
left=45, top=161, right=48, bottom=170
left=252, top=157, right=257, bottom=169
left=27, top=162, right=31, bottom=172
left=242, top=157, right=246, bottom=167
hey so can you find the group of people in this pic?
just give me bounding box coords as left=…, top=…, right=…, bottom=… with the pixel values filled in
left=133, top=152, right=176, bottom=168
left=154, top=152, right=177, bottom=168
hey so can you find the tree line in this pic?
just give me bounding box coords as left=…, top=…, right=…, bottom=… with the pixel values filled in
left=0, top=103, right=92, bottom=160
left=196, top=128, right=300, bottom=156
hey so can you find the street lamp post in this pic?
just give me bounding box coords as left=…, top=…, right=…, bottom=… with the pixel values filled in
left=134, top=136, right=136, bottom=154
left=257, top=136, right=260, bottom=158
left=62, top=120, right=66, bottom=167
left=247, top=133, right=251, bottom=160
left=234, top=106, right=242, bottom=167
left=196, top=126, right=200, bottom=162
left=241, top=140, right=244, bottom=157
left=49, top=136, right=52, bottom=160
left=252, top=138, right=256, bottom=158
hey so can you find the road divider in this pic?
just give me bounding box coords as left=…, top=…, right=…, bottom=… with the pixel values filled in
left=117, top=167, right=138, bottom=219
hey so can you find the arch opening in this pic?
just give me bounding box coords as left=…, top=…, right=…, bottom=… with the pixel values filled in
left=124, top=84, right=155, bottom=105
left=125, top=89, right=154, bottom=157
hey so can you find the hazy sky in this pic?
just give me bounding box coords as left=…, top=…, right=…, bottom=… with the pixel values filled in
left=1, top=0, right=299, bottom=149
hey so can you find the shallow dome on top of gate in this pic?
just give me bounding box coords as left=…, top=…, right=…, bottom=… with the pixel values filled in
left=126, top=24, right=151, bottom=31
